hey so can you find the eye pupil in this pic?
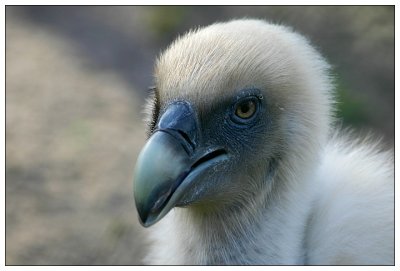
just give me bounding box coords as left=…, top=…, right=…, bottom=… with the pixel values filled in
left=241, top=103, right=250, bottom=113
left=235, top=100, right=256, bottom=119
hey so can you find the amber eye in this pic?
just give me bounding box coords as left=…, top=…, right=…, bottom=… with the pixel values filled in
left=235, top=99, right=257, bottom=119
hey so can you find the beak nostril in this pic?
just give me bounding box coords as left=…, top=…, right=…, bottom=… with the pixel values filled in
left=155, top=129, right=194, bottom=156
left=156, top=101, right=198, bottom=152
left=177, top=130, right=196, bottom=152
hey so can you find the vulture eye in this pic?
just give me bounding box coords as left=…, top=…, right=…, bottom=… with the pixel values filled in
left=235, top=99, right=257, bottom=119
left=231, top=96, right=260, bottom=125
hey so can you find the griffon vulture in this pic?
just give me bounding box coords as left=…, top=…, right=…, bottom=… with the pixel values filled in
left=132, top=19, right=394, bottom=265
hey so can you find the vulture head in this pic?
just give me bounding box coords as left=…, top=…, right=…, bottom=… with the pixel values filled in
left=133, top=19, right=332, bottom=227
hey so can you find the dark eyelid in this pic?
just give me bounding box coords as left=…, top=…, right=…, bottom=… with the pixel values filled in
left=232, top=88, right=262, bottom=102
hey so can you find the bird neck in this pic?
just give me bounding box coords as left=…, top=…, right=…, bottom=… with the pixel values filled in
left=173, top=170, right=315, bottom=264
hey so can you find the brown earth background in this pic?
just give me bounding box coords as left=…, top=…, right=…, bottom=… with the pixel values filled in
left=5, top=6, right=394, bottom=265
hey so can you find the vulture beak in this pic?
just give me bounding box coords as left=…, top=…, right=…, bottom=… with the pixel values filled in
left=133, top=102, right=228, bottom=227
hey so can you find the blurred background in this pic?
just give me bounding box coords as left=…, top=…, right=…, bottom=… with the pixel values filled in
left=5, top=6, right=394, bottom=265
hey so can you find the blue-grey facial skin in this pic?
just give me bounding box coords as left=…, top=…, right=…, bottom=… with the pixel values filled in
left=176, top=88, right=278, bottom=208
left=134, top=88, right=279, bottom=226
